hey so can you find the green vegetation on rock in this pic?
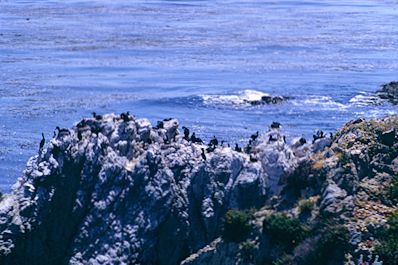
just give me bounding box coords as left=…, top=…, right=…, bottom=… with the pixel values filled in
left=263, top=213, right=308, bottom=248
left=222, top=209, right=253, bottom=242
left=375, top=211, right=398, bottom=265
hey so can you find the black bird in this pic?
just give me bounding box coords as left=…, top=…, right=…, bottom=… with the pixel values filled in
left=250, top=131, right=259, bottom=141
left=190, top=132, right=197, bottom=142
left=209, top=136, right=218, bottom=147
left=157, top=121, right=164, bottom=129
left=39, top=133, right=45, bottom=150
left=55, top=126, right=70, bottom=137
left=249, top=155, right=258, bottom=162
left=190, top=133, right=203, bottom=144
left=120, top=112, right=130, bottom=122
left=92, top=112, right=102, bottom=120
left=312, top=130, right=325, bottom=143
left=283, top=136, right=286, bottom=143
left=271, top=122, right=281, bottom=129
left=182, top=126, right=190, bottom=140
left=269, top=135, right=277, bottom=142
left=201, top=148, right=207, bottom=160
left=234, top=144, right=242, bottom=152
left=299, top=137, right=307, bottom=145
left=77, top=131, right=82, bottom=141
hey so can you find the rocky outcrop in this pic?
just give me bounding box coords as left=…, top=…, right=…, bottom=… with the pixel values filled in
left=247, top=95, right=286, bottom=105
left=0, top=113, right=396, bottom=265
left=182, top=116, right=398, bottom=265
left=377, top=81, right=398, bottom=104
left=0, top=113, right=301, bottom=265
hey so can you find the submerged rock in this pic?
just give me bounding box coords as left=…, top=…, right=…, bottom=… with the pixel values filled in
left=0, top=114, right=300, bottom=265
left=377, top=81, right=398, bottom=104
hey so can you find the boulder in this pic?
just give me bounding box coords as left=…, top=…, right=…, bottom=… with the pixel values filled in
left=377, top=81, right=398, bottom=104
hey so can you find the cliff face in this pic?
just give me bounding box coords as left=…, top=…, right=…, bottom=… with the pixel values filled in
left=182, top=116, right=398, bottom=265
left=0, top=114, right=302, bottom=265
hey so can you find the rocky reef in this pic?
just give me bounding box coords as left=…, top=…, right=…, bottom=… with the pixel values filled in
left=377, top=81, right=398, bottom=104
left=0, top=113, right=397, bottom=265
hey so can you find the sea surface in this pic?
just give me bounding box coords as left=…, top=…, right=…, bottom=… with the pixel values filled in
left=0, top=0, right=397, bottom=191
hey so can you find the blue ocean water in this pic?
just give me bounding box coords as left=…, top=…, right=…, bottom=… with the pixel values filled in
left=0, top=0, right=397, bottom=191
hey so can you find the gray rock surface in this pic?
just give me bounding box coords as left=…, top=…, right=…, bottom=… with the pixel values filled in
left=0, top=114, right=300, bottom=265
left=377, top=81, right=398, bottom=104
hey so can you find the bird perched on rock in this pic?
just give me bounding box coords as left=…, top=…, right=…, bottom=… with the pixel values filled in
left=156, top=121, right=164, bottom=129
left=55, top=126, right=70, bottom=137
left=182, top=126, right=190, bottom=140
left=249, top=154, right=258, bottom=162
left=271, top=122, right=281, bottom=129
left=209, top=136, right=218, bottom=147
left=234, top=144, right=242, bottom=152
left=120, top=112, right=130, bottom=122
left=201, top=148, right=207, bottom=160
left=92, top=112, right=102, bottom=120
left=312, top=130, right=325, bottom=143
left=250, top=131, right=259, bottom=141
left=39, top=133, right=45, bottom=151
left=190, top=133, right=203, bottom=144
left=299, top=137, right=307, bottom=145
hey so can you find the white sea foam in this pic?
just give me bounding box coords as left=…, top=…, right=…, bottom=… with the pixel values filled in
left=292, top=96, right=348, bottom=110
left=348, top=92, right=383, bottom=106
left=202, top=90, right=273, bottom=106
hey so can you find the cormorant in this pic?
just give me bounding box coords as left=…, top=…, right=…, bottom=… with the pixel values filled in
left=157, top=121, right=164, bottom=129
left=209, top=136, right=218, bottom=147
left=190, top=133, right=203, bottom=144
left=182, top=126, right=190, bottom=140
left=92, top=112, right=102, bottom=120
left=55, top=126, right=70, bottom=137
left=201, top=148, right=207, bottom=160
left=249, top=155, right=258, bottom=162
left=250, top=131, right=259, bottom=141
left=77, top=131, right=82, bottom=141
left=120, top=112, right=130, bottom=122
left=234, top=144, right=242, bottom=152
left=312, top=130, right=325, bottom=143
left=271, top=122, right=281, bottom=129
left=39, top=133, right=45, bottom=150
left=299, top=137, right=307, bottom=145
left=269, top=135, right=277, bottom=142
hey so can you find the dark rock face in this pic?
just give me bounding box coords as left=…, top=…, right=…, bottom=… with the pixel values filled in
left=377, top=81, right=398, bottom=104
left=0, top=114, right=300, bottom=265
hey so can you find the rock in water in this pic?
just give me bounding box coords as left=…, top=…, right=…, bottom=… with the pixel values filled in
left=0, top=114, right=299, bottom=265
left=377, top=81, right=398, bottom=104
